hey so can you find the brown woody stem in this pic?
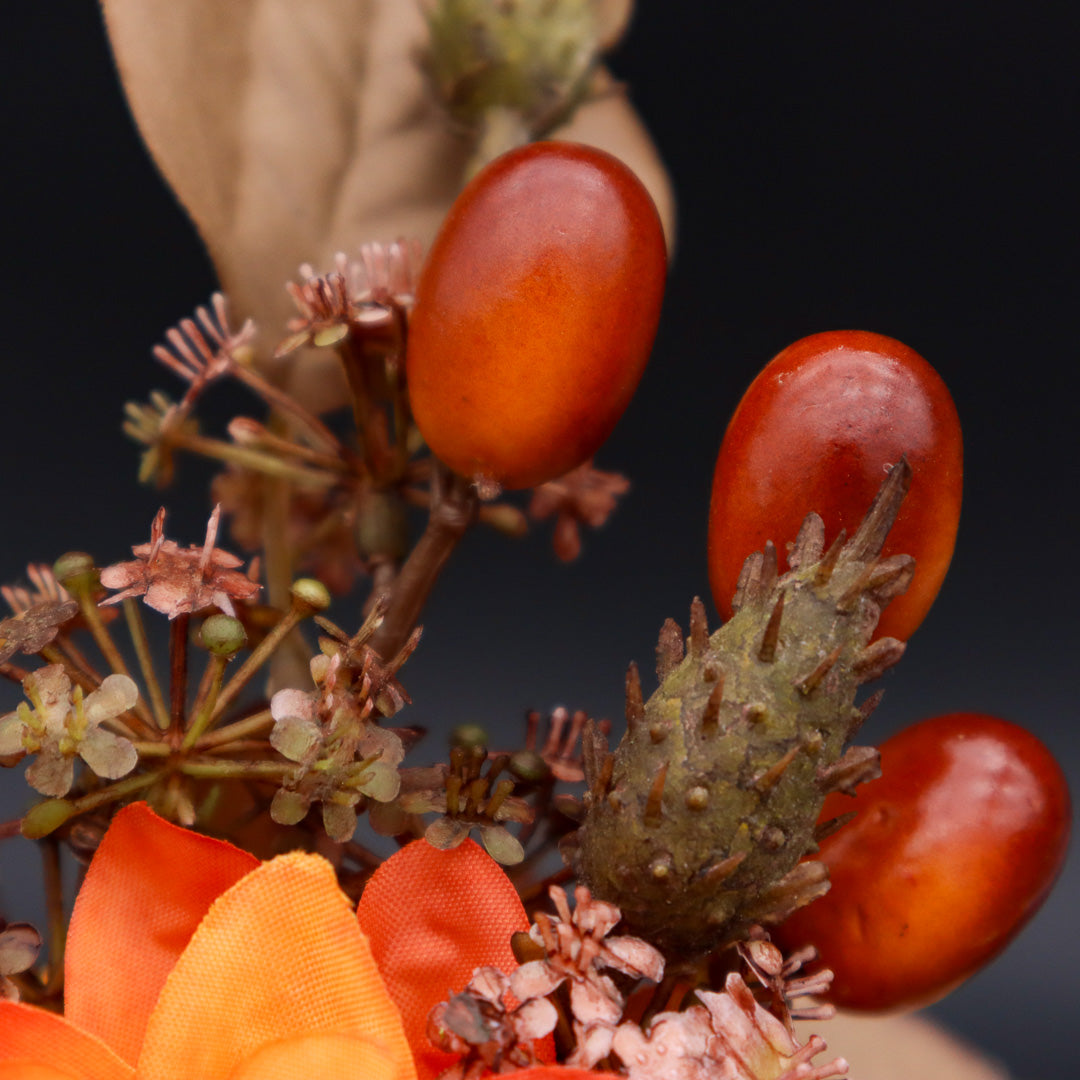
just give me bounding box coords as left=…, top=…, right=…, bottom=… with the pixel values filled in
left=169, top=614, right=190, bottom=738
left=41, top=837, right=65, bottom=994
left=369, top=465, right=477, bottom=661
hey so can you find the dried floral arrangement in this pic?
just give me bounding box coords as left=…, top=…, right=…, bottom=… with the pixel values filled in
left=0, top=5, right=1072, bottom=1080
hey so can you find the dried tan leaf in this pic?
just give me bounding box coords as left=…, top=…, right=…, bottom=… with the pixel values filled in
left=101, top=0, right=673, bottom=413
left=793, top=1013, right=1009, bottom=1080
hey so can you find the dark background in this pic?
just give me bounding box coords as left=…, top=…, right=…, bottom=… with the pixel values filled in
left=2, top=5, right=1076, bottom=1077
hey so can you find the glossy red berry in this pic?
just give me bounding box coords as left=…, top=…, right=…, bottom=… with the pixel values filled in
left=707, top=330, right=962, bottom=641
left=774, top=713, right=1071, bottom=1011
left=406, top=141, right=667, bottom=491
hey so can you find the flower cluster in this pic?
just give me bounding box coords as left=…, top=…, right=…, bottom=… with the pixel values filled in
left=0, top=665, right=138, bottom=796
left=0, top=806, right=847, bottom=1080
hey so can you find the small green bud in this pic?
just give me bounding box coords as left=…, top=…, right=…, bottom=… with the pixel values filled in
left=21, top=799, right=76, bottom=839
left=291, top=578, right=331, bottom=613
left=450, top=723, right=489, bottom=751
left=53, top=552, right=98, bottom=593
left=509, top=750, right=550, bottom=783
left=200, top=614, right=247, bottom=657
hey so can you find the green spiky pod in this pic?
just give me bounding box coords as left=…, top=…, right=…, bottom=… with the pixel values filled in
left=568, top=460, right=916, bottom=963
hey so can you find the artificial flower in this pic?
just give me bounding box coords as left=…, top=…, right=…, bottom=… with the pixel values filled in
left=0, top=920, right=41, bottom=1002
left=528, top=460, right=630, bottom=563
left=0, top=665, right=138, bottom=796
left=0, top=803, right=558, bottom=1080
left=99, top=506, right=260, bottom=620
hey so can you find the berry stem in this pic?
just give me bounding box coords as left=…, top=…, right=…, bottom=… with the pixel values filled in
left=370, top=463, right=476, bottom=661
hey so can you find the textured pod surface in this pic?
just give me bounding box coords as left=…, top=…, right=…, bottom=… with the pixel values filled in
left=571, top=462, right=914, bottom=962
left=406, top=140, right=667, bottom=490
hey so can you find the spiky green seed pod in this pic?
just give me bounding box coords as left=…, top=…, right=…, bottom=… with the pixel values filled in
left=569, top=461, right=915, bottom=963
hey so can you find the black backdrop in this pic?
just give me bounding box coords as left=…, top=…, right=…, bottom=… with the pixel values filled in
left=2, top=5, right=1076, bottom=1077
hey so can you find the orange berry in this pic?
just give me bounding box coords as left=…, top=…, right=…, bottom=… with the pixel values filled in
left=406, top=141, right=667, bottom=490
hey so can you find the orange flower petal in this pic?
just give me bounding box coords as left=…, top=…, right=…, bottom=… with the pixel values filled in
left=136, top=852, right=414, bottom=1080
left=65, top=802, right=258, bottom=1066
left=0, top=1001, right=134, bottom=1080
left=0, top=1065, right=82, bottom=1080
left=225, top=1033, right=398, bottom=1080
left=356, top=839, right=529, bottom=1080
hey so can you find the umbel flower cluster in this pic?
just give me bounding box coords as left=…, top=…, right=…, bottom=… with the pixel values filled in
left=0, top=4, right=1069, bottom=1080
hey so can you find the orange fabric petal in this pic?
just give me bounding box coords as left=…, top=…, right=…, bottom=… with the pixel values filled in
left=136, top=852, right=414, bottom=1080
left=356, top=839, right=529, bottom=1080
left=225, top=1033, right=398, bottom=1080
left=65, top=802, right=258, bottom=1066
left=0, top=1002, right=134, bottom=1080
left=0, top=1065, right=81, bottom=1080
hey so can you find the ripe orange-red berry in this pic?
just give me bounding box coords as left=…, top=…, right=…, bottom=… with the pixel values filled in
left=774, top=712, right=1071, bottom=1011
left=707, top=330, right=962, bottom=641
left=406, top=141, right=667, bottom=491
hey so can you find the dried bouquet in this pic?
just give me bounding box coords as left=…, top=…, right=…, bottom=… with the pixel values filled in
left=0, top=5, right=1071, bottom=1080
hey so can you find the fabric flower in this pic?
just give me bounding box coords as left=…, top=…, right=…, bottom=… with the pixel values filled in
left=99, top=506, right=260, bottom=619
left=427, top=966, right=558, bottom=1079
left=268, top=656, right=404, bottom=841
left=0, top=803, right=568, bottom=1080
left=277, top=242, right=423, bottom=357
left=0, top=920, right=41, bottom=1001
left=0, top=599, right=79, bottom=663
left=612, top=973, right=848, bottom=1080
left=0, top=664, right=138, bottom=796
left=528, top=460, right=630, bottom=562
left=511, top=885, right=665, bottom=1068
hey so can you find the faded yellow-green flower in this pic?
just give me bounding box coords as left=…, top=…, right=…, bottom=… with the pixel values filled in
left=0, top=665, right=138, bottom=797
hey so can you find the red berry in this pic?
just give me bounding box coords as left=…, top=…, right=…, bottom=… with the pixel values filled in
left=707, top=330, right=962, bottom=641
left=406, top=141, right=667, bottom=491
left=773, top=713, right=1071, bottom=1011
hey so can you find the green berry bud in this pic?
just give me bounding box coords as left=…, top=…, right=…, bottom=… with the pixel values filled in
left=200, top=614, right=247, bottom=657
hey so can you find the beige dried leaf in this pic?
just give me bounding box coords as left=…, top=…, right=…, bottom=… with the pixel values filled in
left=792, top=1013, right=1009, bottom=1080
left=101, top=0, right=673, bottom=413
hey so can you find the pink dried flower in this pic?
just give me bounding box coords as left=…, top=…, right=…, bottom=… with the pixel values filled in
left=153, top=293, right=255, bottom=410
left=427, top=965, right=556, bottom=1079
left=528, top=460, right=630, bottom=562
left=278, top=241, right=422, bottom=356
left=511, top=885, right=664, bottom=1067
left=99, top=506, right=260, bottom=619
left=2, top=564, right=72, bottom=614
left=738, top=938, right=837, bottom=1027
left=0, top=600, right=78, bottom=664
left=523, top=706, right=611, bottom=783
left=613, top=972, right=848, bottom=1080
left=212, top=463, right=362, bottom=595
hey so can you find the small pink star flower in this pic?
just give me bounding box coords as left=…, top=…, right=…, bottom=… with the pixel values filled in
left=99, top=506, right=260, bottom=619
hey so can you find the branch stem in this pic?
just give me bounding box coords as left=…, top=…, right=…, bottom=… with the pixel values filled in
left=370, top=466, right=476, bottom=660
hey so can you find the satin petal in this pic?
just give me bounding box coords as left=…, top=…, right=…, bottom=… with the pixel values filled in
left=0, top=1002, right=134, bottom=1080
left=137, top=853, right=414, bottom=1080
left=0, top=1064, right=80, bottom=1080
left=225, top=1032, right=398, bottom=1080
left=356, top=839, right=529, bottom=1080
left=65, top=803, right=258, bottom=1065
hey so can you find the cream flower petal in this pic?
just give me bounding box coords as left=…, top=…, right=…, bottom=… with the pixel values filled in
left=26, top=750, right=74, bottom=798
left=83, top=675, right=139, bottom=725
left=0, top=712, right=26, bottom=756
left=79, top=728, right=138, bottom=781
